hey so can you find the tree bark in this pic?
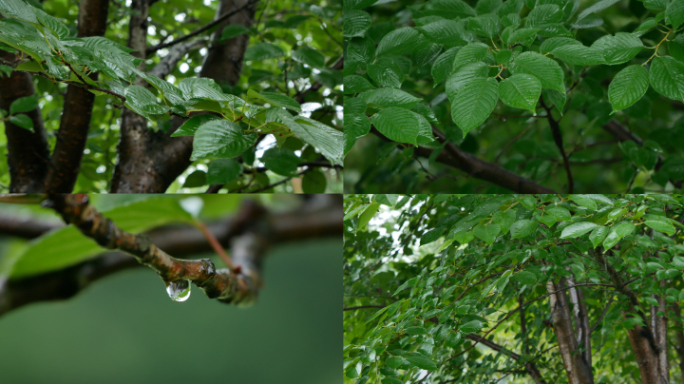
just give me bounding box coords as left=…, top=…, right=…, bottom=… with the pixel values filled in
left=44, top=0, right=110, bottom=193
left=0, top=52, right=50, bottom=192
left=110, top=0, right=258, bottom=193
left=546, top=279, right=594, bottom=384
left=567, top=274, right=592, bottom=367
left=673, top=303, right=684, bottom=382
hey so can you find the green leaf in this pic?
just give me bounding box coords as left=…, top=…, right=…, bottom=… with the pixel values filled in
left=381, top=378, right=403, bottom=384
left=547, top=207, right=571, bottom=221
left=513, top=271, right=537, bottom=285
left=290, top=116, right=344, bottom=165
left=473, top=223, right=501, bottom=245
left=291, top=47, right=326, bottom=69
left=8, top=114, right=32, bottom=130
left=669, top=34, right=684, bottom=62
left=262, top=147, right=302, bottom=176
left=469, top=14, right=501, bottom=39
left=453, top=43, right=489, bottom=71
left=359, top=87, right=422, bottom=109
left=207, top=159, right=242, bottom=185
left=509, top=51, right=565, bottom=93
left=302, top=170, right=327, bottom=193
left=376, top=27, right=421, bottom=57
left=650, top=56, right=684, bottom=101
left=244, top=42, right=286, bottom=61
left=344, top=9, right=371, bottom=37
left=432, top=47, right=459, bottom=85
left=550, top=44, right=607, bottom=66
left=667, top=0, right=684, bottom=30
left=347, top=37, right=375, bottom=64
left=219, top=24, right=251, bottom=41
left=493, top=209, right=516, bottom=233
left=404, top=352, right=437, bottom=370
left=124, top=85, right=169, bottom=118
left=498, top=74, right=541, bottom=113
left=510, top=219, right=538, bottom=239
left=33, top=6, right=69, bottom=39
left=358, top=202, right=380, bottom=231
left=577, top=0, right=620, bottom=21
left=344, top=113, right=371, bottom=155
left=459, top=320, right=483, bottom=333
left=368, top=57, right=404, bottom=88
left=450, top=76, right=499, bottom=134
left=645, top=220, right=676, bottom=235
left=182, top=170, right=207, bottom=188
left=180, top=78, right=236, bottom=102
left=9, top=94, right=37, bottom=115
left=504, top=28, right=539, bottom=46
left=248, top=89, right=301, bottom=113
left=525, top=4, right=562, bottom=28
left=405, top=326, right=428, bottom=335
left=140, top=73, right=185, bottom=105
left=171, top=115, right=221, bottom=137
left=385, top=356, right=404, bottom=369
left=191, top=120, right=258, bottom=160
left=11, top=197, right=194, bottom=278
left=608, top=65, right=649, bottom=112
left=591, top=33, right=644, bottom=65
left=561, top=222, right=599, bottom=238
left=423, top=0, right=476, bottom=18
left=589, top=226, right=609, bottom=248
left=0, top=0, right=38, bottom=23
left=344, top=75, right=376, bottom=94
left=571, top=195, right=597, bottom=210
left=419, top=19, right=467, bottom=45
left=372, top=107, right=420, bottom=145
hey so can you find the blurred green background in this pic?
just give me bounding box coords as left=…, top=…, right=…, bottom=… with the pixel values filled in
left=0, top=239, right=341, bottom=384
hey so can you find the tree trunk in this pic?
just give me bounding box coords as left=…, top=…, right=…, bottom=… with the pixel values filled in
left=0, top=52, right=50, bottom=192
left=547, top=279, right=594, bottom=384
left=45, top=0, right=110, bottom=193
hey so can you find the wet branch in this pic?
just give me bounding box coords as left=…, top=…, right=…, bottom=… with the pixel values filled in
left=0, top=195, right=342, bottom=317
left=42, top=194, right=260, bottom=305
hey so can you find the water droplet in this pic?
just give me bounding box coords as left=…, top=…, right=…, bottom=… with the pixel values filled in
left=166, top=279, right=191, bottom=302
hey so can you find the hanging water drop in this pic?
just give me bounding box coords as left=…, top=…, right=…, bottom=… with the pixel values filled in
left=166, top=279, right=191, bottom=302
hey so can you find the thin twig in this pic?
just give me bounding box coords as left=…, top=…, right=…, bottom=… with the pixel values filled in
left=146, top=0, right=259, bottom=55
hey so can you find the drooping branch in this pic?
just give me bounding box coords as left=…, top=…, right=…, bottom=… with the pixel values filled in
left=0, top=52, right=50, bottom=193
left=465, top=334, right=547, bottom=384
left=147, top=39, right=206, bottom=80
left=371, top=127, right=558, bottom=193
left=0, top=195, right=341, bottom=317
left=44, top=0, right=111, bottom=193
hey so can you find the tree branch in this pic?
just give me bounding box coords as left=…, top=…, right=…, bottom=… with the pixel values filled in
left=372, top=127, right=558, bottom=193
left=0, top=195, right=341, bottom=317
left=540, top=98, right=573, bottom=193
left=44, top=0, right=111, bottom=193
left=295, top=56, right=343, bottom=104
left=145, top=0, right=259, bottom=56
left=147, top=39, right=206, bottom=80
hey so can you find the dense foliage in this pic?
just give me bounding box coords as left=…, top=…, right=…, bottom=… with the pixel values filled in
left=344, top=194, right=684, bottom=383
left=343, top=0, right=684, bottom=194
left=0, top=0, right=342, bottom=193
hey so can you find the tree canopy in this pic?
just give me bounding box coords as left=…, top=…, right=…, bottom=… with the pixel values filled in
left=344, top=193, right=684, bottom=383
left=0, top=0, right=342, bottom=193
left=343, top=0, right=684, bottom=194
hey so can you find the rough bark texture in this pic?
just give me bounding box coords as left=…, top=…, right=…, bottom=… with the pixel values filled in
left=568, top=274, right=592, bottom=367
left=546, top=279, right=594, bottom=384
left=111, top=0, right=258, bottom=193
left=0, top=52, right=50, bottom=192
left=657, top=281, right=669, bottom=383
left=44, top=0, right=110, bottom=193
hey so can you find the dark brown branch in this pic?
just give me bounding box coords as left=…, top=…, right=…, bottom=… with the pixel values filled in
left=0, top=215, right=62, bottom=239
left=44, top=0, right=110, bottom=193
left=0, top=52, right=50, bottom=193
left=465, top=334, right=547, bottom=384
left=540, top=98, right=573, bottom=193
left=372, top=127, right=558, bottom=193
left=0, top=195, right=341, bottom=317
left=145, top=0, right=259, bottom=55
